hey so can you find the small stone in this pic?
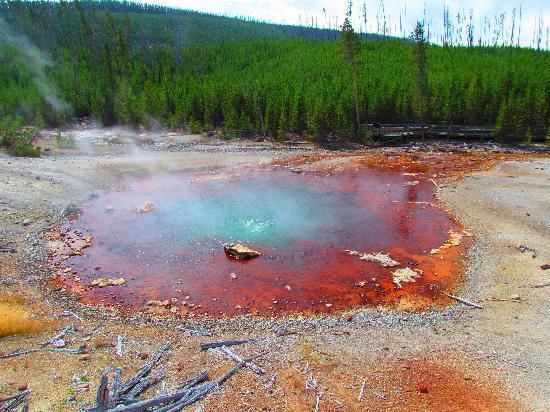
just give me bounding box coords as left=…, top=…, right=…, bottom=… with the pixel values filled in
left=106, top=205, right=114, bottom=212
left=223, top=243, right=262, bottom=260
left=17, top=384, right=28, bottom=391
left=78, top=354, right=91, bottom=362
left=230, top=273, right=237, bottom=279
left=234, top=304, right=242, bottom=309
left=510, top=294, right=521, bottom=301
left=284, top=285, right=292, bottom=291
left=325, top=303, right=333, bottom=308
left=138, top=352, right=149, bottom=360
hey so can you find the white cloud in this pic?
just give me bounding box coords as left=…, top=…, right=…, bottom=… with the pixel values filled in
left=140, top=0, right=547, bottom=47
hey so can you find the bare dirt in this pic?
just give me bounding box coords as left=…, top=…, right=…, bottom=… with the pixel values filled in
left=0, top=127, right=548, bottom=411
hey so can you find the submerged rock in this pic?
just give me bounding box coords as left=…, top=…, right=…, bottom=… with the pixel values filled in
left=223, top=243, right=262, bottom=260
left=392, top=268, right=422, bottom=289
left=147, top=299, right=171, bottom=307
left=137, top=201, right=155, bottom=214
left=345, top=250, right=399, bottom=267
left=430, top=230, right=464, bottom=254
left=90, top=277, right=127, bottom=288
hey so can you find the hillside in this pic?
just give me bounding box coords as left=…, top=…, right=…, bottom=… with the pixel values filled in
left=0, top=0, right=548, bottom=143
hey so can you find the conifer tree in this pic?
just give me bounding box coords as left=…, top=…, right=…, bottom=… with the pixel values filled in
left=340, top=1, right=362, bottom=139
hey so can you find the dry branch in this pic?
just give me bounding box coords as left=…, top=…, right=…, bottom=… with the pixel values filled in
left=0, top=246, right=16, bottom=253
left=127, top=370, right=165, bottom=399
left=60, top=311, right=84, bottom=322
left=95, top=373, right=109, bottom=412
left=217, top=346, right=266, bottom=376
left=117, top=341, right=172, bottom=396
left=358, top=379, right=366, bottom=401
left=40, top=325, right=76, bottom=348
left=430, top=179, right=441, bottom=190
left=180, top=371, right=208, bottom=391
left=0, top=389, right=31, bottom=412
left=200, top=339, right=253, bottom=351
left=445, top=293, right=483, bottom=309
left=0, top=347, right=84, bottom=360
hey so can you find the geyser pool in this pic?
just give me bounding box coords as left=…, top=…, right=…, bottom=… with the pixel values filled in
left=50, top=161, right=468, bottom=317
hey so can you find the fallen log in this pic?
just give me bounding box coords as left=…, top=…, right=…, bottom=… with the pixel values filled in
left=127, top=370, right=165, bottom=399
left=445, top=293, right=483, bottom=309
left=0, top=389, right=31, bottom=411
left=106, top=352, right=266, bottom=412
left=0, top=347, right=84, bottom=360
left=180, top=371, right=208, bottom=390
left=117, top=341, right=172, bottom=396
left=95, top=373, right=109, bottom=412
left=200, top=339, right=253, bottom=351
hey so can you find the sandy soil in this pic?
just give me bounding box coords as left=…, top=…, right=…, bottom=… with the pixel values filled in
left=0, top=127, right=548, bottom=411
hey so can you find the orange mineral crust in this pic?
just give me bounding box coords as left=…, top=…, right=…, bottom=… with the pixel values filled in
left=47, top=152, right=517, bottom=318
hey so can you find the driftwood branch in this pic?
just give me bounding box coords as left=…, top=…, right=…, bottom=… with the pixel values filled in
left=106, top=352, right=266, bottom=412
left=117, top=341, right=172, bottom=396
left=217, top=346, right=265, bottom=376
left=445, top=293, right=484, bottom=309
left=180, top=371, right=208, bottom=390
left=358, top=379, right=366, bottom=401
left=200, top=339, right=254, bottom=351
left=60, top=311, right=84, bottom=322
left=40, top=325, right=76, bottom=348
left=127, top=370, right=165, bottom=399
left=0, top=389, right=31, bottom=412
left=95, top=373, right=109, bottom=412
left=0, top=347, right=84, bottom=360
left=430, top=179, right=441, bottom=191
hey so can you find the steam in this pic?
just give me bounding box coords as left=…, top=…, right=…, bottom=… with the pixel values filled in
left=0, top=17, right=70, bottom=114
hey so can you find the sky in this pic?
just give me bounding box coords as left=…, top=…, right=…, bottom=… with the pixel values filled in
left=140, top=0, right=548, bottom=48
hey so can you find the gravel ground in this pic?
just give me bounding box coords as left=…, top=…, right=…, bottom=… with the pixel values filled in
left=0, top=128, right=548, bottom=411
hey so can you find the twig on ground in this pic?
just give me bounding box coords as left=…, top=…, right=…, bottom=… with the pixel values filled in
left=358, top=379, right=366, bottom=401
left=371, top=389, right=387, bottom=400
left=41, top=325, right=76, bottom=348
left=0, top=347, right=84, bottom=360
left=176, top=327, right=213, bottom=337
left=492, top=355, right=527, bottom=369
left=60, top=311, right=84, bottom=322
left=116, top=336, right=123, bottom=357
left=216, top=346, right=266, bottom=376
left=430, top=179, right=441, bottom=191
left=445, top=293, right=483, bottom=309
left=0, top=246, right=16, bottom=253
left=314, top=391, right=324, bottom=412
left=200, top=339, right=256, bottom=351
left=531, top=281, right=550, bottom=289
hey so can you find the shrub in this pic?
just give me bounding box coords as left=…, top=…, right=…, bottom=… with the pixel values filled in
left=0, top=115, right=41, bottom=157
left=187, top=119, right=202, bottom=134
left=55, top=131, right=76, bottom=148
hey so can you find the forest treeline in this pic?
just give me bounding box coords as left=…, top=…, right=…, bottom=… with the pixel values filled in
left=0, top=0, right=548, bottom=144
